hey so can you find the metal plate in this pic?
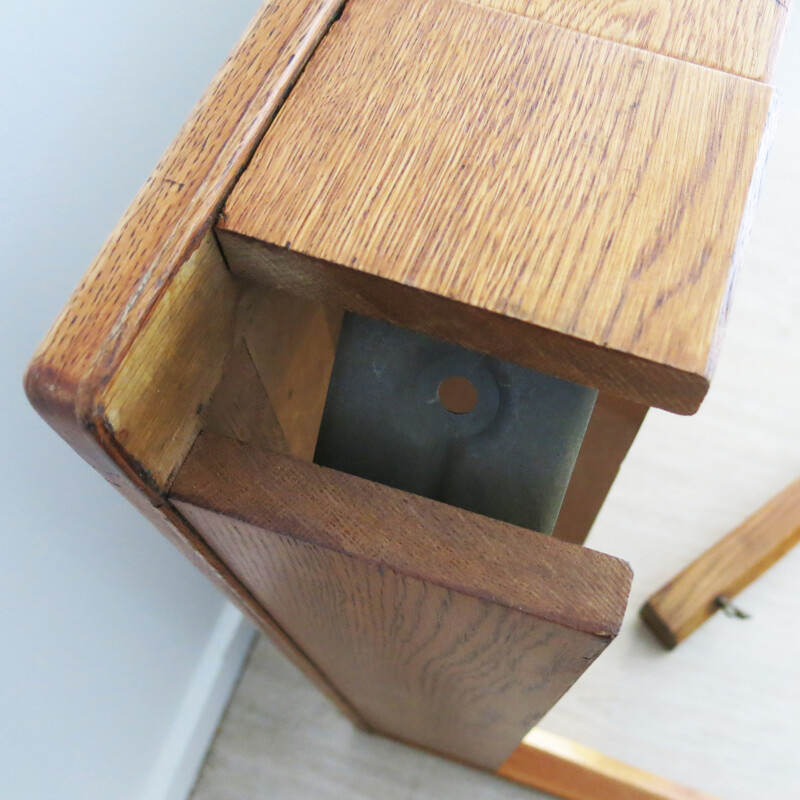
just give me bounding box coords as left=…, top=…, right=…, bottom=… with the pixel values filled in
left=315, top=314, right=596, bottom=533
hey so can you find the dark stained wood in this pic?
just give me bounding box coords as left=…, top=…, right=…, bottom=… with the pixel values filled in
left=218, top=0, right=775, bottom=414
left=170, top=432, right=633, bottom=769
left=553, top=394, right=648, bottom=545
left=641, top=477, right=800, bottom=648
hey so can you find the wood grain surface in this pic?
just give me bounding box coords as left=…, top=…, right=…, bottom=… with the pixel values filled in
left=473, top=0, right=791, bottom=81
left=25, top=0, right=346, bottom=479
left=641, top=477, right=800, bottom=648
left=101, top=233, right=238, bottom=489
left=553, top=393, right=647, bottom=545
left=219, top=0, right=774, bottom=414
left=171, top=432, right=632, bottom=769
left=236, top=283, right=343, bottom=461
left=498, top=728, right=720, bottom=800
left=187, top=21, right=800, bottom=789
left=200, top=337, right=290, bottom=455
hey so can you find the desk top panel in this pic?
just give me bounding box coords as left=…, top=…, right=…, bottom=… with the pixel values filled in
left=220, top=0, right=773, bottom=413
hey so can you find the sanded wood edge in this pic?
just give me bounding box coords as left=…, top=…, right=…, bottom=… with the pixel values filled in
left=553, top=394, right=648, bottom=545
left=170, top=432, right=633, bottom=637
left=24, top=0, right=347, bottom=474
left=497, top=728, right=720, bottom=800
left=217, top=230, right=709, bottom=414
left=641, top=476, right=800, bottom=649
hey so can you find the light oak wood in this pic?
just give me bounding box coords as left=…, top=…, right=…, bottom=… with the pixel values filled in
left=171, top=432, right=632, bottom=769
left=24, top=0, right=793, bottom=790
left=553, top=393, right=647, bottom=545
left=26, top=0, right=346, bottom=460
left=189, top=19, right=800, bottom=792
left=641, top=477, right=800, bottom=648
left=102, top=233, right=238, bottom=488
left=473, top=0, right=791, bottom=81
left=498, top=728, right=720, bottom=800
left=219, top=0, right=774, bottom=414
left=24, top=0, right=362, bottom=725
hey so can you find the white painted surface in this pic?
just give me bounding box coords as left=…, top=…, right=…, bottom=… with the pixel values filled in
left=191, top=13, right=800, bottom=800
left=142, top=606, right=256, bottom=800
left=0, top=3, right=260, bottom=800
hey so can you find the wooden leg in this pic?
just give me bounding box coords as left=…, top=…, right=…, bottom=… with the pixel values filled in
left=553, top=393, right=648, bottom=545
left=170, top=433, right=631, bottom=770
left=497, top=729, right=719, bottom=800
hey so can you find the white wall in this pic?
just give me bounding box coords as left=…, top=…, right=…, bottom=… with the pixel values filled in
left=0, top=3, right=261, bottom=799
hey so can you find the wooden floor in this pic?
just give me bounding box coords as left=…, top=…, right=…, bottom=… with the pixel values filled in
left=190, top=16, right=800, bottom=800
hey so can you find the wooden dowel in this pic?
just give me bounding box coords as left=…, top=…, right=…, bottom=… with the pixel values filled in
left=641, top=477, right=800, bottom=649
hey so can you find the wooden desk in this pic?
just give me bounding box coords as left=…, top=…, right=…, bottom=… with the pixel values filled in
left=25, top=0, right=791, bottom=795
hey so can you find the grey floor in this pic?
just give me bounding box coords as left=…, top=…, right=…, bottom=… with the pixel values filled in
left=190, top=16, right=800, bottom=800
left=191, top=635, right=540, bottom=800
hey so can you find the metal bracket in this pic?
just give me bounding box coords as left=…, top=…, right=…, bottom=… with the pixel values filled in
left=315, top=314, right=596, bottom=533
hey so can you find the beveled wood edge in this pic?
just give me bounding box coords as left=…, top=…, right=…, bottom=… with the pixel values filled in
left=170, top=432, right=634, bottom=639
left=24, top=0, right=347, bottom=477
left=216, top=230, right=711, bottom=414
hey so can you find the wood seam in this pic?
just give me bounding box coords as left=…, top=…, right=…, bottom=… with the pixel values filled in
left=455, top=0, right=775, bottom=85
left=26, top=0, right=350, bottom=439
left=93, top=413, right=366, bottom=724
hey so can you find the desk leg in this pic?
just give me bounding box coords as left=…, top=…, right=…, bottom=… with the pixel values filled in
left=553, top=393, right=648, bottom=545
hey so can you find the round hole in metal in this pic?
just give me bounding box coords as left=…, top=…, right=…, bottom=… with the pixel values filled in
left=437, top=375, right=478, bottom=415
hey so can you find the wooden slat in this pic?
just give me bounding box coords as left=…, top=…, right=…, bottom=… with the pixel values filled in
left=498, top=728, right=720, bottom=800
left=472, top=0, right=791, bottom=82
left=218, top=0, right=774, bottom=414
left=170, top=432, right=632, bottom=770
left=641, top=477, right=800, bottom=648
left=553, top=393, right=647, bottom=545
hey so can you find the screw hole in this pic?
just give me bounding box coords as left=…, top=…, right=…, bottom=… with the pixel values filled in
left=438, top=376, right=478, bottom=415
